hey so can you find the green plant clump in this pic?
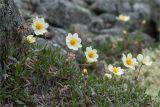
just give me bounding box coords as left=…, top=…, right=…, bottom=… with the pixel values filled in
left=0, top=44, right=159, bottom=106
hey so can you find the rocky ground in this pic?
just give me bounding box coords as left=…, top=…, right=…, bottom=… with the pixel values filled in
left=1, top=0, right=160, bottom=106
left=14, top=0, right=160, bottom=53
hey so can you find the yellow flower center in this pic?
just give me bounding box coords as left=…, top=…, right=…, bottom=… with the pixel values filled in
left=112, top=67, right=118, bottom=73
left=70, top=38, right=77, bottom=46
left=119, top=15, right=126, bottom=20
left=88, top=51, right=95, bottom=59
left=126, top=58, right=133, bottom=65
left=35, top=22, right=43, bottom=30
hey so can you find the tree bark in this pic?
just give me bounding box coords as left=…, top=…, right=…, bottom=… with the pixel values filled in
left=0, top=0, right=28, bottom=69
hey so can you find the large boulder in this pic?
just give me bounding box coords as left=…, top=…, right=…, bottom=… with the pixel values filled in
left=84, top=0, right=97, bottom=5
left=93, top=27, right=124, bottom=43
left=42, top=0, right=92, bottom=28
left=100, top=13, right=116, bottom=28
left=36, top=27, right=68, bottom=54
left=90, top=0, right=121, bottom=14
left=133, top=3, right=151, bottom=18
left=88, top=16, right=104, bottom=33
left=68, top=0, right=88, bottom=7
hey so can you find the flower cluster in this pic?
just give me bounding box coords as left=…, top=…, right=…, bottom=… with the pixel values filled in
left=66, top=33, right=99, bottom=63
left=106, top=53, right=152, bottom=78
left=24, top=16, right=99, bottom=63
left=23, top=16, right=50, bottom=44
left=25, top=16, right=152, bottom=82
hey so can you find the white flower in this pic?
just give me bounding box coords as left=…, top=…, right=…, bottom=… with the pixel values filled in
left=104, top=73, right=112, bottom=79
left=122, top=53, right=138, bottom=70
left=66, top=33, right=82, bottom=51
left=23, top=35, right=36, bottom=44
left=137, top=54, right=152, bottom=66
left=108, top=64, right=124, bottom=75
left=116, top=15, right=130, bottom=22
left=32, top=16, right=49, bottom=35
left=85, top=47, right=98, bottom=63
left=141, top=20, right=146, bottom=24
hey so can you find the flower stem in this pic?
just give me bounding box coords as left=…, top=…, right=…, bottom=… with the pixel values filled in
left=135, top=64, right=143, bottom=83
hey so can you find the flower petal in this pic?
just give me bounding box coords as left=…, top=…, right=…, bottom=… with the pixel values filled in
left=137, top=54, right=143, bottom=62
left=127, top=53, right=132, bottom=58
left=108, top=64, right=113, bottom=72
left=73, top=33, right=79, bottom=38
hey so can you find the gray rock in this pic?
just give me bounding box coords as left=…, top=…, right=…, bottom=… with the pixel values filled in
left=14, top=0, right=40, bottom=11
left=49, top=27, right=68, bottom=47
left=88, top=17, right=104, bottom=33
left=155, top=0, right=160, bottom=5
left=68, top=0, right=88, bottom=7
left=133, top=3, right=151, bottom=18
left=70, top=24, right=95, bottom=42
left=121, top=2, right=133, bottom=12
left=14, top=0, right=24, bottom=8
left=93, top=34, right=112, bottom=43
left=100, top=13, right=116, bottom=28
left=14, top=0, right=38, bottom=20
left=90, top=0, right=120, bottom=14
left=100, top=27, right=124, bottom=35
left=84, top=0, right=96, bottom=5
left=36, top=38, right=67, bottom=55
left=19, top=9, right=32, bottom=20
left=36, top=27, right=68, bottom=54
left=94, top=30, right=155, bottom=46
left=129, top=31, right=155, bottom=45
left=152, top=0, right=160, bottom=29
left=35, top=3, right=47, bottom=15
left=94, top=27, right=124, bottom=42
left=43, top=0, right=92, bottom=28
